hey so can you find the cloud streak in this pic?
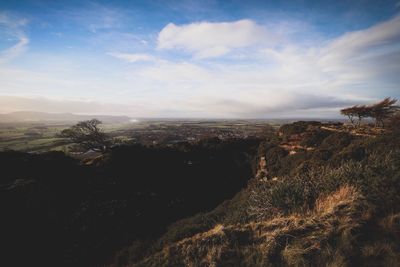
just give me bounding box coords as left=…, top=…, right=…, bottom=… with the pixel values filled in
left=0, top=12, right=29, bottom=63
left=108, top=52, right=156, bottom=62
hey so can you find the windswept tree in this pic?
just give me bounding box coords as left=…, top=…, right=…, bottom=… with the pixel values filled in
left=341, top=97, right=399, bottom=128
left=356, top=105, right=373, bottom=126
left=60, top=119, right=111, bottom=153
left=340, top=105, right=370, bottom=127
left=369, top=97, right=398, bottom=127
left=340, top=107, right=357, bottom=126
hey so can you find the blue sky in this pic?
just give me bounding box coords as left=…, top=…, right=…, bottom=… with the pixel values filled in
left=0, top=0, right=399, bottom=118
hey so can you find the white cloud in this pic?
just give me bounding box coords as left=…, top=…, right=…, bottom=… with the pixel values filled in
left=257, top=15, right=400, bottom=95
left=130, top=59, right=362, bottom=118
left=108, top=52, right=156, bottom=62
left=0, top=36, right=29, bottom=63
left=157, top=19, right=275, bottom=59
left=0, top=12, right=29, bottom=63
left=319, top=15, right=400, bottom=70
left=126, top=16, right=400, bottom=117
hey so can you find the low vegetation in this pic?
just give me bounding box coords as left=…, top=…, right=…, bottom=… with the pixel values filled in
left=0, top=137, right=260, bottom=267
left=1, top=109, right=400, bottom=266
left=113, top=119, right=400, bottom=267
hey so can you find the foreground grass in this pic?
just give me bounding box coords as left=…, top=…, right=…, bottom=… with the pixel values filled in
left=135, top=185, right=398, bottom=267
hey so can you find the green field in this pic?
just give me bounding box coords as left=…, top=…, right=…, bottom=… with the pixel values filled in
left=0, top=122, right=140, bottom=152
left=0, top=119, right=283, bottom=152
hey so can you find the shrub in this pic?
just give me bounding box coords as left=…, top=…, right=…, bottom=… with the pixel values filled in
left=320, top=132, right=354, bottom=150
left=300, top=128, right=331, bottom=147
left=263, top=145, right=289, bottom=175
left=279, top=121, right=321, bottom=137
left=248, top=177, right=314, bottom=221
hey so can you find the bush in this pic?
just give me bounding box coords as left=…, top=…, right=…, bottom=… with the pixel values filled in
left=279, top=121, right=321, bottom=137
left=263, top=146, right=289, bottom=175
left=300, top=128, right=331, bottom=147
left=320, top=132, right=354, bottom=150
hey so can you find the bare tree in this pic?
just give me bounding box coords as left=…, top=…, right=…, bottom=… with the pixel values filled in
left=60, top=119, right=111, bottom=153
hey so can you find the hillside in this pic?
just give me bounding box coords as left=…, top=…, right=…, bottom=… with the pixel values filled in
left=1, top=121, right=399, bottom=267
left=0, top=137, right=261, bottom=267
left=112, top=122, right=400, bottom=267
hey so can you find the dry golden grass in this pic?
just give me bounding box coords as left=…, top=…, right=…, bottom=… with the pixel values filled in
left=134, top=186, right=374, bottom=267
left=314, top=185, right=358, bottom=214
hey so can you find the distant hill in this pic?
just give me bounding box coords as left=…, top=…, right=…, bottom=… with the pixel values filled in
left=0, top=111, right=132, bottom=124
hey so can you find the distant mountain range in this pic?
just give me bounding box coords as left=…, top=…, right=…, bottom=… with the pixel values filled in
left=0, top=111, right=132, bottom=124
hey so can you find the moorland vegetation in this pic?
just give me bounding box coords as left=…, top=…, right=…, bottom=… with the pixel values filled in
left=1, top=98, right=399, bottom=267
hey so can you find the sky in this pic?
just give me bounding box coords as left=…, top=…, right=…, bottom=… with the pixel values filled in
left=0, top=0, right=399, bottom=118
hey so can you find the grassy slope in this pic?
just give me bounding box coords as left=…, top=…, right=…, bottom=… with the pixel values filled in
left=137, top=186, right=376, bottom=267
left=115, top=123, right=400, bottom=267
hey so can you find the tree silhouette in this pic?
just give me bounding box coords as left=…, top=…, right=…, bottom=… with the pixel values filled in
left=369, top=97, right=398, bottom=127
left=340, top=107, right=357, bottom=126
left=340, top=105, right=370, bottom=127
left=60, top=119, right=111, bottom=152
left=341, top=98, right=399, bottom=128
